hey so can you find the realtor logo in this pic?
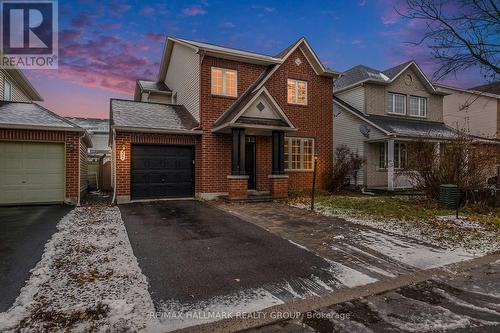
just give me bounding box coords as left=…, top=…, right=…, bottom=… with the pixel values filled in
left=0, top=0, right=58, bottom=69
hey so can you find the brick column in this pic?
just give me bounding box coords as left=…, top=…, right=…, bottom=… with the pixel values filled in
left=227, top=175, right=249, bottom=200
left=268, top=174, right=289, bottom=198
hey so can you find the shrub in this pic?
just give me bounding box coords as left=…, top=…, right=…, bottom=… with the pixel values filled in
left=330, top=145, right=364, bottom=193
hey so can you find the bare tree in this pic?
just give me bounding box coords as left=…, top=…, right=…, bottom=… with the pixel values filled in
left=399, top=0, right=500, bottom=82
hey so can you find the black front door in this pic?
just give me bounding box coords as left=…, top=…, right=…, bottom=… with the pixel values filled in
left=245, top=136, right=256, bottom=190
left=131, top=144, right=194, bottom=199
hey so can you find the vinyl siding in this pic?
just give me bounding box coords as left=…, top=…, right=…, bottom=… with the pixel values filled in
left=335, top=86, right=365, bottom=112
left=441, top=89, right=498, bottom=139
left=0, top=70, right=32, bottom=102
left=333, top=103, right=385, bottom=186
left=165, top=43, right=200, bottom=120
left=365, top=67, right=444, bottom=122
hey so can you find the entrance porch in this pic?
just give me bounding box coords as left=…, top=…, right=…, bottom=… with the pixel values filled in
left=227, top=128, right=289, bottom=200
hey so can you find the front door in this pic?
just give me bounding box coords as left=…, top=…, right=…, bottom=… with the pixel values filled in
left=245, top=136, right=256, bottom=190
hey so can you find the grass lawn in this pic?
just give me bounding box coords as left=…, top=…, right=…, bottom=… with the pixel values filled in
left=288, top=192, right=500, bottom=228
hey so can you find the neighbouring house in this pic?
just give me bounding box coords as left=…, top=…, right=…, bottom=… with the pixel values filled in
left=333, top=61, right=456, bottom=191
left=65, top=117, right=112, bottom=191
left=435, top=82, right=500, bottom=139
left=0, top=66, right=91, bottom=205
left=110, top=37, right=339, bottom=203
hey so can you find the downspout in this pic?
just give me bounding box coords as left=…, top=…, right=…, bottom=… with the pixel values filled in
left=111, top=128, right=117, bottom=204
left=77, top=133, right=84, bottom=206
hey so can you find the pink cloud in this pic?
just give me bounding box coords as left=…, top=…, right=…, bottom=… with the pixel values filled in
left=145, top=32, right=166, bottom=43
left=182, top=5, right=206, bottom=17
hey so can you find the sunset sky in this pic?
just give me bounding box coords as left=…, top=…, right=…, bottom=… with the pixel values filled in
left=23, top=0, right=488, bottom=119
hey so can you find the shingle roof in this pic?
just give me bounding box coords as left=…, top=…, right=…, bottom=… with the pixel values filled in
left=334, top=64, right=389, bottom=90
left=469, top=81, right=500, bottom=95
left=176, top=38, right=280, bottom=62
left=333, top=97, right=457, bottom=139
left=65, top=117, right=109, bottom=132
left=0, top=102, right=82, bottom=129
left=137, top=80, right=171, bottom=92
left=110, top=99, right=199, bottom=132
left=335, top=62, right=417, bottom=90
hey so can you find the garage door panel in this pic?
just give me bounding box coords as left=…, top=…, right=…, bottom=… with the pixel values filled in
left=0, top=142, right=65, bottom=204
left=131, top=144, right=194, bottom=199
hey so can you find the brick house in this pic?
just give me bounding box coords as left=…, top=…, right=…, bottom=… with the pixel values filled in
left=110, top=37, right=339, bottom=203
left=0, top=66, right=91, bottom=205
left=333, top=61, right=458, bottom=191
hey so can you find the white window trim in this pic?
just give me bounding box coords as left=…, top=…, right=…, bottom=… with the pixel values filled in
left=409, top=96, right=427, bottom=118
left=287, top=78, right=308, bottom=105
left=377, top=142, right=407, bottom=170
left=211, top=66, right=238, bottom=97
left=3, top=78, right=12, bottom=101
left=285, top=137, right=315, bottom=171
left=387, top=92, right=406, bottom=115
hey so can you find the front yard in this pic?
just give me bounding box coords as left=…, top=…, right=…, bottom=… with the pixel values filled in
left=288, top=193, right=500, bottom=253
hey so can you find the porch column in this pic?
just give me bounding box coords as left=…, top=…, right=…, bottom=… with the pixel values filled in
left=270, top=130, right=288, bottom=197
left=387, top=139, right=395, bottom=191
left=231, top=128, right=246, bottom=175
left=229, top=128, right=248, bottom=199
left=272, top=130, right=285, bottom=174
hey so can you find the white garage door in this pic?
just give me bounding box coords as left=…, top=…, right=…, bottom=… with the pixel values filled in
left=0, top=141, right=65, bottom=205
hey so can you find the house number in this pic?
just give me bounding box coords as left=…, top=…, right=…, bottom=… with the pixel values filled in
left=119, top=147, right=126, bottom=161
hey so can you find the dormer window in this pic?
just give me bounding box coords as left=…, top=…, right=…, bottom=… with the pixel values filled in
left=409, top=96, right=426, bottom=117
left=387, top=93, right=406, bottom=115
left=211, top=67, right=237, bottom=97
left=287, top=79, right=307, bottom=105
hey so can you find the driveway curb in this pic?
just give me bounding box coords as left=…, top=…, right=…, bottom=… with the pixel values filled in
left=172, top=243, right=500, bottom=332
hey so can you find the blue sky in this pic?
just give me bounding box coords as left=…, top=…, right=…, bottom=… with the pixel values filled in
left=24, top=0, right=487, bottom=118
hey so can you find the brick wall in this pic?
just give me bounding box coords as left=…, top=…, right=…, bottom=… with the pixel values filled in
left=199, top=47, right=333, bottom=193
left=113, top=131, right=201, bottom=199
left=0, top=128, right=82, bottom=203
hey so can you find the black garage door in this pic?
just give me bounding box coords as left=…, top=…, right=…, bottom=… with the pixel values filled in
left=131, top=144, right=194, bottom=199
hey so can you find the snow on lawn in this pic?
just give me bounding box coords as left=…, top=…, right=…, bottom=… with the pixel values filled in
left=291, top=202, right=499, bottom=256
left=290, top=202, right=498, bottom=271
left=0, top=204, right=159, bottom=332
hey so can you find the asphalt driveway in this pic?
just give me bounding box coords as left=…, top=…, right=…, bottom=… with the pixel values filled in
left=0, top=205, right=72, bottom=312
left=120, top=201, right=347, bottom=306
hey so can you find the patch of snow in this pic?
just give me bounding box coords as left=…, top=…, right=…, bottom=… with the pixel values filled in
left=287, top=239, right=311, bottom=252
left=321, top=259, right=378, bottom=288
left=157, top=288, right=283, bottom=332
left=0, top=205, right=159, bottom=332
left=357, top=230, right=475, bottom=269
left=436, top=215, right=484, bottom=229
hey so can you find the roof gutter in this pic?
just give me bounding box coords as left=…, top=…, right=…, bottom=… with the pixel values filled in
left=212, top=123, right=298, bottom=133
left=112, top=125, right=203, bottom=135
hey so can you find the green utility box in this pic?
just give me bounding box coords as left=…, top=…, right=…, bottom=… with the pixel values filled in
left=439, top=184, right=459, bottom=208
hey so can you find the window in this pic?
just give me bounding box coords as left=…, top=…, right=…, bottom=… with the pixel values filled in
left=211, top=67, right=237, bottom=97
left=378, top=142, right=407, bottom=169
left=409, top=96, right=426, bottom=117
left=387, top=93, right=406, bottom=115
left=3, top=79, right=12, bottom=101
left=287, top=79, right=307, bottom=105
left=284, top=137, right=314, bottom=170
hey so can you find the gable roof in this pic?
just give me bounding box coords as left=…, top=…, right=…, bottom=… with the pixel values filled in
left=110, top=99, right=200, bottom=135
left=1, top=67, right=43, bottom=101
left=158, top=36, right=340, bottom=82
left=334, top=97, right=458, bottom=140
left=0, top=101, right=92, bottom=145
left=434, top=83, right=500, bottom=99
left=469, top=81, right=500, bottom=95
left=334, top=61, right=445, bottom=95
left=65, top=117, right=109, bottom=133
left=212, top=86, right=296, bottom=132
left=134, top=80, right=171, bottom=101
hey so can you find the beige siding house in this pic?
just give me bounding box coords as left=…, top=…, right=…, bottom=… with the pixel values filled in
left=333, top=61, right=455, bottom=191
left=435, top=83, right=499, bottom=139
